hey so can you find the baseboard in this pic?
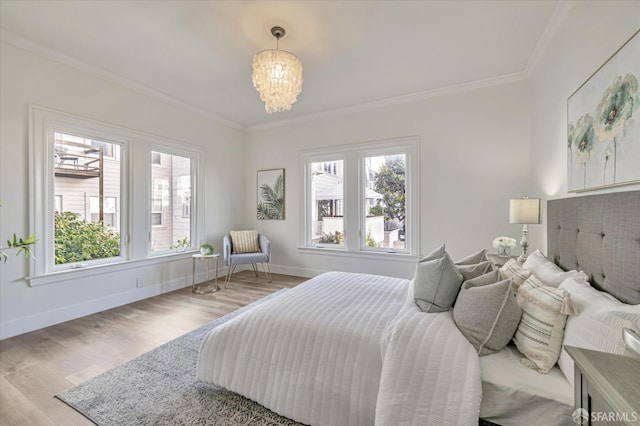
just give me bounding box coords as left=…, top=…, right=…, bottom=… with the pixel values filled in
left=269, top=263, right=325, bottom=279
left=0, top=272, right=210, bottom=340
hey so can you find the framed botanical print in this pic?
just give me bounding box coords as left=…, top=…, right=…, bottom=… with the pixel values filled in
left=567, top=30, right=640, bottom=192
left=257, top=168, right=285, bottom=220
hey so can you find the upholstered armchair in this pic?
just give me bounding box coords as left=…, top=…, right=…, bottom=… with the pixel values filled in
left=223, top=232, right=272, bottom=285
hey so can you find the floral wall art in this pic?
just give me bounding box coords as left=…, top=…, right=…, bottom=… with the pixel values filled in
left=567, top=30, right=640, bottom=192
left=257, top=168, right=285, bottom=220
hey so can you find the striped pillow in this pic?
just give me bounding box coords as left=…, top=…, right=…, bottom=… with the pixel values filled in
left=230, top=230, right=260, bottom=254
left=513, top=276, right=575, bottom=373
left=499, top=259, right=530, bottom=291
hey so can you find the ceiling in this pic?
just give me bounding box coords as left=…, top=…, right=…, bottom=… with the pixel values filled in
left=0, top=0, right=564, bottom=129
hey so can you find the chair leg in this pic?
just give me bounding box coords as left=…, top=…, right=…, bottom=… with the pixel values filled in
left=225, top=265, right=236, bottom=287
left=261, top=262, right=272, bottom=283
left=251, top=263, right=259, bottom=277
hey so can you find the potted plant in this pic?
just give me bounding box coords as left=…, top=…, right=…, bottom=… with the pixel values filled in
left=199, top=243, right=214, bottom=256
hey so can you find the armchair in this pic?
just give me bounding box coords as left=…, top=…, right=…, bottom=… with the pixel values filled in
left=223, top=233, right=272, bottom=285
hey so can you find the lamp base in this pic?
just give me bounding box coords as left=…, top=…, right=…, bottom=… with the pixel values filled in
left=518, top=224, right=529, bottom=265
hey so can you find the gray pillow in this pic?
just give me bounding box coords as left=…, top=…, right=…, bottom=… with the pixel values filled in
left=414, top=253, right=464, bottom=313
left=453, top=272, right=522, bottom=355
left=457, top=261, right=493, bottom=281
left=456, top=249, right=488, bottom=265
left=419, top=243, right=446, bottom=262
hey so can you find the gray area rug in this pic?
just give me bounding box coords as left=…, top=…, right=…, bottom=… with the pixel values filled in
left=57, top=290, right=305, bottom=425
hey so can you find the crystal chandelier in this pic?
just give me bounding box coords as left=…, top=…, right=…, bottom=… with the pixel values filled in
left=252, top=26, right=303, bottom=114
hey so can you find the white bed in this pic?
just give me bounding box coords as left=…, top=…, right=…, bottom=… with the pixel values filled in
left=197, top=271, right=482, bottom=426
left=197, top=191, right=640, bottom=426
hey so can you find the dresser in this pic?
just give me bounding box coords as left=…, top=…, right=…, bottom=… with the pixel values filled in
left=565, top=346, right=640, bottom=425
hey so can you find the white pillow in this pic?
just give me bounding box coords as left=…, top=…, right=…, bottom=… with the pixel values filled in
left=523, top=249, right=588, bottom=287
left=513, top=275, right=576, bottom=373
left=499, top=259, right=530, bottom=291
left=557, top=277, right=640, bottom=386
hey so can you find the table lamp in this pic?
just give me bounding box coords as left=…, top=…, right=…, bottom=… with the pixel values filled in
left=509, top=197, right=541, bottom=264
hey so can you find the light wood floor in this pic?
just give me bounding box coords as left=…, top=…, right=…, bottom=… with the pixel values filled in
left=0, top=271, right=306, bottom=426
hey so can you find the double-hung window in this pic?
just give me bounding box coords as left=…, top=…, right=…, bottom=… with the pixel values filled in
left=303, top=137, right=419, bottom=256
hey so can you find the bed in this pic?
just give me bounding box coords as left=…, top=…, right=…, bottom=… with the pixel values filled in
left=197, top=190, right=640, bottom=426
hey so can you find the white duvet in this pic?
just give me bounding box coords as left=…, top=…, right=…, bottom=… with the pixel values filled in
left=196, top=271, right=481, bottom=426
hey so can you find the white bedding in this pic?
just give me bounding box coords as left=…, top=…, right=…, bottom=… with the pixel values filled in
left=196, top=271, right=482, bottom=426
left=480, top=345, right=574, bottom=426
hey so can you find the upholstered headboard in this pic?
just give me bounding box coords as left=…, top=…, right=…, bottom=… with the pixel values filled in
left=547, top=190, right=640, bottom=305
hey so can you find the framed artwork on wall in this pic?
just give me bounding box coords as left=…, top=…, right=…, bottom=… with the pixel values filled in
left=567, top=29, right=640, bottom=193
left=257, top=168, right=285, bottom=220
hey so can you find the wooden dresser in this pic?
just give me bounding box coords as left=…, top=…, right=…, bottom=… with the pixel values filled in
left=565, top=346, right=640, bottom=425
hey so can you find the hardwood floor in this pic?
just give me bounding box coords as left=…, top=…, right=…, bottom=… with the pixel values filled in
left=0, top=271, right=306, bottom=426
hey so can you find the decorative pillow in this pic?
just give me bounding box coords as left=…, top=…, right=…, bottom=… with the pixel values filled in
left=414, top=253, right=464, bottom=313
left=457, top=261, right=493, bottom=281
left=454, top=271, right=522, bottom=355
left=523, top=249, right=589, bottom=287
left=499, top=259, right=531, bottom=291
left=513, top=276, right=576, bottom=373
left=419, top=243, right=446, bottom=262
left=557, top=277, right=640, bottom=387
left=230, top=230, right=260, bottom=254
left=456, top=249, right=488, bottom=265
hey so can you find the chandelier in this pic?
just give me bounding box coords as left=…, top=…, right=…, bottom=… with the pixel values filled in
left=252, top=26, right=303, bottom=114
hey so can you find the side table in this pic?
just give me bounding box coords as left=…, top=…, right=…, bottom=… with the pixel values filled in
left=192, top=253, right=220, bottom=294
left=486, top=253, right=518, bottom=269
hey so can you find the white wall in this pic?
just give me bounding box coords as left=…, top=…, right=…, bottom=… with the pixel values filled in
left=245, top=81, right=532, bottom=279
left=0, top=42, right=245, bottom=339
left=528, top=1, right=640, bottom=251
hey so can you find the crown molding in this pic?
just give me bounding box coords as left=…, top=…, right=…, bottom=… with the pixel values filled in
left=3, top=0, right=572, bottom=134
left=524, top=0, right=574, bottom=75
left=0, top=29, right=243, bottom=130
left=247, top=71, right=528, bottom=132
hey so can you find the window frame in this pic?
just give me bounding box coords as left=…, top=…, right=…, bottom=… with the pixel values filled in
left=30, top=107, right=130, bottom=276
left=301, top=136, right=420, bottom=258
left=28, top=106, right=203, bottom=286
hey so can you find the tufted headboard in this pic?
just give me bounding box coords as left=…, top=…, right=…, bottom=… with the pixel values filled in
left=547, top=190, right=640, bottom=305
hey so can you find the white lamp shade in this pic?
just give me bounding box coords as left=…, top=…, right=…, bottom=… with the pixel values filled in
left=509, top=198, right=541, bottom=224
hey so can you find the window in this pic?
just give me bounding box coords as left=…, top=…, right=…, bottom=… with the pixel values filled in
left=29, top=108, right=129, bottom=275
left=363, top=153, right=406, bottom=251
left=308, top=159, right=345, bottom=247
left=29, top=106, right=202, bottom=284
left=303, top=137, right=419, bottom=256
left=150, top=151, right=193, bottom=252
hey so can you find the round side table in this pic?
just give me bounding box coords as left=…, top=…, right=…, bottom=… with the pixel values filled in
left=192, top=253, right=220, bottom=294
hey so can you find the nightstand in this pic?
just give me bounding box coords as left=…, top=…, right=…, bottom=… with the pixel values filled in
left=486, top=253, right=517, bottom=269
left=565, top=346, right=640, bottom=425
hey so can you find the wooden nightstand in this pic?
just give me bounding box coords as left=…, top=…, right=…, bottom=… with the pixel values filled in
left=565, top=346, right=640, bottom=425
left=486, top=253, right=517, bottom=269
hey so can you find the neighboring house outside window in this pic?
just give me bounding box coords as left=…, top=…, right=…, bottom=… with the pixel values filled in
left=150, top=151, right=193, bottom=252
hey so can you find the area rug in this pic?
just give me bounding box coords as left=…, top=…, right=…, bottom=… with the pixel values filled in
left=57, top=289, right=305, bottom=425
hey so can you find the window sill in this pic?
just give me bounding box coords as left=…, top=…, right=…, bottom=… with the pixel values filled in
left=298, top=246, right=418, bottom=263
left=26, top=251, right=198, bottom=287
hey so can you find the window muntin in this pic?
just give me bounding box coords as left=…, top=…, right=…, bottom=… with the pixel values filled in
left=309, top=160, right=345, bottom=247
left=150, top=151, right=193, bottom=252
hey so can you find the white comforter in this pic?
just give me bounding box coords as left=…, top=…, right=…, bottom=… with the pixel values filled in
left=196, top=271, right=481, bottom=426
